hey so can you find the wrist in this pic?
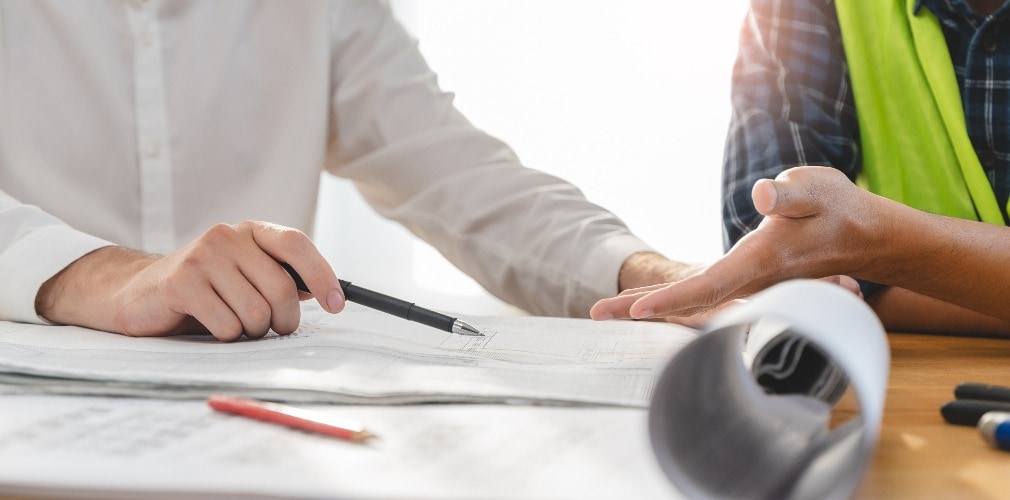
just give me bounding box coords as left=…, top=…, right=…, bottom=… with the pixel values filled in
left=36, top=246, right=157, bottom=331
left=618, top=251, right=699, bottom=292
left=855, top=194, right=932, bottom=284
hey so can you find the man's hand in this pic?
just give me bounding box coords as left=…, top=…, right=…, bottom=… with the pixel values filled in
left=36, top=221, right=345, bottom=341
left=592, top=167, right=874, bottom=322
left=610, top=251, right=735, bottom=328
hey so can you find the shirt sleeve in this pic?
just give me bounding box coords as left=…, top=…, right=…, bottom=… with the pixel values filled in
left=323, top=1, right=655, bottom=317
left=0, top=190, right=113, bottom=324
left=723, top=0, right=860, bottom=249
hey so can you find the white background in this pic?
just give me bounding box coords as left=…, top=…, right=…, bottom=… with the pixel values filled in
left=314, top=1, right=751, bottom=313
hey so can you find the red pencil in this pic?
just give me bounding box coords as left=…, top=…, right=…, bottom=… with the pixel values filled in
left=207, top=394, right=376, bottom=443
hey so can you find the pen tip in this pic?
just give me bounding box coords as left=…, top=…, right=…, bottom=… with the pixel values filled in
left=454, top=320, right=483, bottom=336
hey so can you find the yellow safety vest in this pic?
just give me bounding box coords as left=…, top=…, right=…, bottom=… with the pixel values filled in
left=835, top=0, right=1006, bottom=224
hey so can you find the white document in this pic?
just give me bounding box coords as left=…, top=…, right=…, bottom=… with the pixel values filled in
left=0, top=303, right=697, bottom=406
left=0, top=280, right=890, bottom=499
left=0, top=395, right=682, bottom=500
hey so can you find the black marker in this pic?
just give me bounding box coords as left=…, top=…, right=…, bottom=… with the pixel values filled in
left=954, top=382, right=1010, bottom=403
left=279, top=263, right=482, bottom=337
left=940, top=399, right=1010, bottom=426
left=941, top=382, right=1010, bottom=426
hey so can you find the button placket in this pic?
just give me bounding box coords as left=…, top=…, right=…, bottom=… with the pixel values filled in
left=127, top=1, right=175, bottom=253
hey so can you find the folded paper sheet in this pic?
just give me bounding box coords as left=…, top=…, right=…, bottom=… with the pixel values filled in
left=0, top=303, right=696, bottom=406
left=649, top=280, right=889, bottom=499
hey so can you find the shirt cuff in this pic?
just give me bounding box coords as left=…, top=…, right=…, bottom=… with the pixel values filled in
left=573, top=234, right=656, bottom=316
left=0, top=225, right=114, bottom=324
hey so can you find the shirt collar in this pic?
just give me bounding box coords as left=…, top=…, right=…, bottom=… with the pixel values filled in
left=916, top=0, right=959, bottom=18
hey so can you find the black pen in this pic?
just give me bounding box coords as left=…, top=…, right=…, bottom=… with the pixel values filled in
left=280, top=263, right=482, bottom=337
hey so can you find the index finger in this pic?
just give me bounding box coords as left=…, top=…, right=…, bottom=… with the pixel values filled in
left=247, top=222, right=345, bottom=314
left=590, top=288, right=656, bottom=320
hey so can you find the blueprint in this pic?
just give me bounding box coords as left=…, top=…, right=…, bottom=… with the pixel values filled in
left=0, top=303, right=697, bottom=406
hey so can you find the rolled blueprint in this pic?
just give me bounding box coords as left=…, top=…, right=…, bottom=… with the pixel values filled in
left=648, top=280, right=888, bottom=499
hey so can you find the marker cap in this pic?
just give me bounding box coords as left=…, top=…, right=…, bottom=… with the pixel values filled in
left=977, top=411, right=1010, bottom=450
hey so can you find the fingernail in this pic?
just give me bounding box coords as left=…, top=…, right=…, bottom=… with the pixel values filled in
left=765, top=183, right=779, bottom=211
left=327, top=289, right=345, bottom=312
left=596, top=312, right=613, bottom=321
left=632, top=309, right=653, bottom=320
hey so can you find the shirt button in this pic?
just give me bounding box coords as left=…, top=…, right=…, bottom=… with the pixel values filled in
left=144, top=144, right=162, bottom=159
left=984, top=39, right=999, bottom=53
left=140, top=30, right=154, bottom=47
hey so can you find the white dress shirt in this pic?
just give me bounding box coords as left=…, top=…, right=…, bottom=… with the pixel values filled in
left=0, top=0, right=654, bottom=323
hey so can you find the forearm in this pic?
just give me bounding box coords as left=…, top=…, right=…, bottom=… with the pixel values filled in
left=327, top=0, right=661, bottom=317
left=867, top=286, right=1010, bottom=337
left=862, top=201, right=1010, bottom=324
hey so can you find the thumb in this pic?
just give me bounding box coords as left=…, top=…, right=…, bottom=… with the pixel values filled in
left=751, top=177, right=819, bottom=219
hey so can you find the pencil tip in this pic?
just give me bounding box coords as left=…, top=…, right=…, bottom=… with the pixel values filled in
left=357, top=430, right=379, bottom=442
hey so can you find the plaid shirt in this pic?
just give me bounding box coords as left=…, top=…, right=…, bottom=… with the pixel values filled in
left=724, top=0, right=1010, bottom=252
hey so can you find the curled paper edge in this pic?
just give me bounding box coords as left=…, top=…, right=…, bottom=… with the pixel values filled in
left=649, top=279, right=889, bottom=499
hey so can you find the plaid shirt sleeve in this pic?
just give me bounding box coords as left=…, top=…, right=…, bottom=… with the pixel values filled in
left=722, top=0, right=860, bottom=249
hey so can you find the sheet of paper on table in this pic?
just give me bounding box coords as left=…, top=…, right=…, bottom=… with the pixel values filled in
left=0, top=280, right=890, bottom=499
left=0, top=303, right=697, bottom=406
left=0, top=395, right=682, bottom=499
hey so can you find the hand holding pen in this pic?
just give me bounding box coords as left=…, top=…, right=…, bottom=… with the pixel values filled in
left=280, top=263, right=481, bottom=336
left=39, top=222, right=349, bottom=342
left=38, top=220, right=479, bottom=342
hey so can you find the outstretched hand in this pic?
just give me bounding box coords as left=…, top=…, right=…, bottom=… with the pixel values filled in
left=591, top=167, right=876, bottom=322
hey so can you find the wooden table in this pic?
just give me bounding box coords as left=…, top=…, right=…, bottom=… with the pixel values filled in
left=850, top=333, right=1010, bottom=497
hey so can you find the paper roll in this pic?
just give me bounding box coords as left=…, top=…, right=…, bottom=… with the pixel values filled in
left=648, top=280, right=888, bottom=499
